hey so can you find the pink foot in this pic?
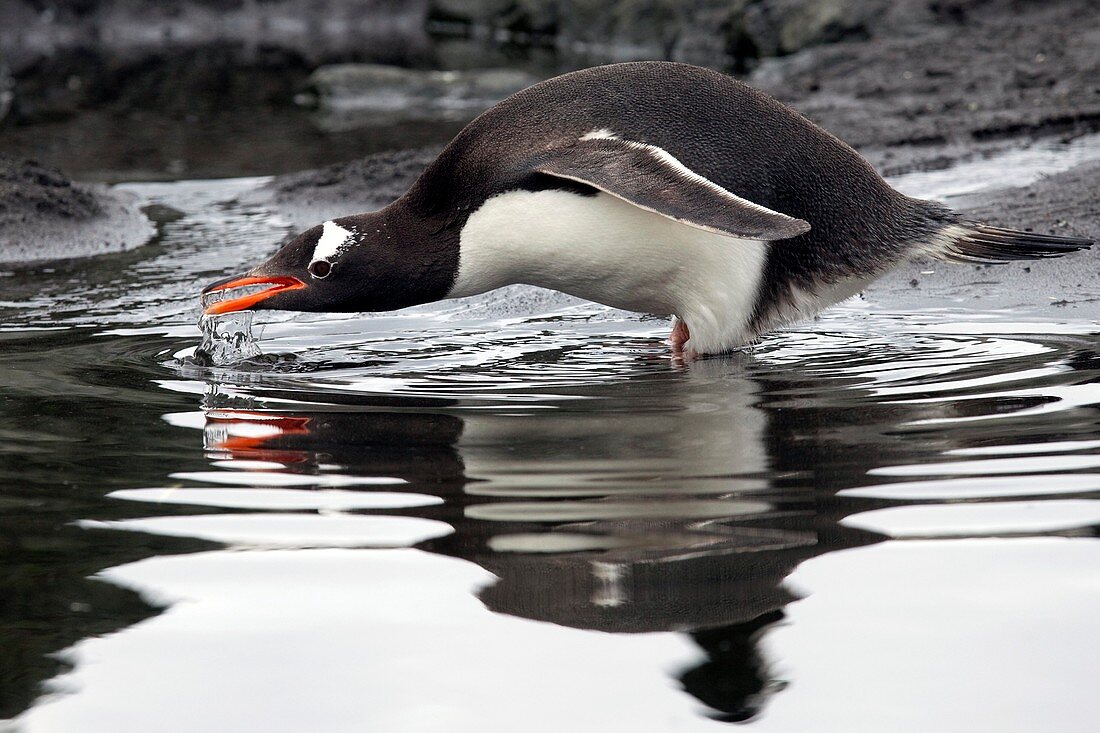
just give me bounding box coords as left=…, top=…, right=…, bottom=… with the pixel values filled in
left=670, top=318, right=690, bottom=352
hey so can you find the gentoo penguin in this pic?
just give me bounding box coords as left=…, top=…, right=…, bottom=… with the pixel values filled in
left=204, top=61, right=1093, bottom=355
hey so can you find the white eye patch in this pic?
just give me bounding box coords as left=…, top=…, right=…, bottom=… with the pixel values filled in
left=311, top=220, right=354, bottom=264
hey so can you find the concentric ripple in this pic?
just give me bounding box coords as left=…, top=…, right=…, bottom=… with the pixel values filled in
left=3, top=174, right=1099, bottom=732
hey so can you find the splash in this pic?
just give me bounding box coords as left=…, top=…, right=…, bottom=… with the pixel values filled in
left=194, top=289, right=263, bottom=366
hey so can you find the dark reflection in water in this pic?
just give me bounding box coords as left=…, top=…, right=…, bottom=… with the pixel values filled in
left=176, top=335, right=1100, bottom=721
left=3, top=314, right=1100, bottom=726
left=190, top=370, right=876, bottom=721
left=0, top=330, right=215, bottom=719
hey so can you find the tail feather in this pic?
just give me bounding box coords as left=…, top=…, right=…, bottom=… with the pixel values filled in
left=937, top=223, right=1094, bottom=263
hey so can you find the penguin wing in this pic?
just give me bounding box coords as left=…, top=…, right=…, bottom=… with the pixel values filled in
left=532, top=136, right=810, bottom=241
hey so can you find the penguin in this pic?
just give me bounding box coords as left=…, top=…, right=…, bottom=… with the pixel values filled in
left=203, top=61, right=1093, bottom=355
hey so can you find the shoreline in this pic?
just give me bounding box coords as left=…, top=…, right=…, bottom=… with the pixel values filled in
left=3, top=0, right=1097, bottom=268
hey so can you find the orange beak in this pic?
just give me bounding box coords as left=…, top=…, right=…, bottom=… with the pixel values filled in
left=202, top=275, right=306, bottom=315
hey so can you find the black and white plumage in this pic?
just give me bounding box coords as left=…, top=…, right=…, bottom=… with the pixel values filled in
left=204, top=61, right=1093, bottom=355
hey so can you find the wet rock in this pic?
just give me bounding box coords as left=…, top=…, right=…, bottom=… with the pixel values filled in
left=0, top=156, right=154, bottom=264
left=748, top=0, right=1100, bottom=156
left=250, top=147, right=439, bottom=229
left=958, top=159, right=1100, bottom=243
left=871, top=157, right=1100, bottom=313
left=308, top=64, right=539, bottom=131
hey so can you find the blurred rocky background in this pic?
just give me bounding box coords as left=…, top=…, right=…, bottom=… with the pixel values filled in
left=1, top=0, right=1098, bottom=260
left=4, top=0, right=1099, bottom=176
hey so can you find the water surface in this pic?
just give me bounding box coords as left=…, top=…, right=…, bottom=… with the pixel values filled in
left=1, top=171, right=1098, bottom=731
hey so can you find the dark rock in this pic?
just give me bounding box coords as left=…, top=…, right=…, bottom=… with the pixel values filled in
left=427, top=0, right=923, bottom=67
left=249, top=147, right=440, bottom=228
left=429, top=0, right=744, bottom=65
left=566, top=0, right=683, bottom=57
left=0, top=156, right=154, bottom=264
left=0, top=0, right=431, bottom=74
left=748, top=0, right=1100, bottom=155
left=0, top=56, right=12, bottom=122
left=742, top=0, right=891, bottom=56
left=433, top=0, right=514, bottom=24
left=551, top=0, right=737, bottom=64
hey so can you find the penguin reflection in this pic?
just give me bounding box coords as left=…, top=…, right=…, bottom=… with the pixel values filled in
left=200, top=358, right=886, bottom=722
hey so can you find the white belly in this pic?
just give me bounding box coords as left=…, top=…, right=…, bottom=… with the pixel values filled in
left=449, top=190, right=768, bottom=353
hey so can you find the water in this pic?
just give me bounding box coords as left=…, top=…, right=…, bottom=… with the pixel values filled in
left=890, top=132, right=1100, bottom=201
left=1, top=170, right=1098, bottom=731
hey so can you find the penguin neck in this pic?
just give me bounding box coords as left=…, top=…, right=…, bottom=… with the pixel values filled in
left=446, top=188, right=768, bottom=353
left=339, top=204, right=462, bottom=311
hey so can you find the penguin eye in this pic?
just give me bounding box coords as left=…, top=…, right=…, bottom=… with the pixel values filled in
left=308, top=260, right=332, bottom=279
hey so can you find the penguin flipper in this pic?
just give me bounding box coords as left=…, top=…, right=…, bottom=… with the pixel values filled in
left=533, top=136, right=810, bottom=241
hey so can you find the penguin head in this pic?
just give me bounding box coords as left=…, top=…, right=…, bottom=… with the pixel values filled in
left=202, top=209, right=458, bottom=316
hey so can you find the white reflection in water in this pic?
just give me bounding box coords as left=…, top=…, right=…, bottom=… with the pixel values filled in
left=108, top=487, right=441, bottom=510
left=949, top=439, right=1100, bottom=456
left=755, top=539, right=1100, bottom=732
left=871, top=455, right=1100, bottom=476
left=80, top=514, right=453, bottom=548
left=15, top=550, right=711, bottom=733
left=843, top=500, right=1100, bottom=537
left=168, top=471, right=406, bottom=487
left=896, top=380, right=1100, bottom=425
left=209, top=459, right=288, bottom=469
left=14, top=542, right=1099, bottom=733
left=840, top=474, right=1100, bottom=500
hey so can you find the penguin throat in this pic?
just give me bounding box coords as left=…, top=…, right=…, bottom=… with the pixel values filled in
left=448, top=189, right=768, bottom=353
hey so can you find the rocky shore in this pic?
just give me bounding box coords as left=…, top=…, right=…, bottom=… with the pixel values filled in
left=2, top=0, right=1098, bottom=267
left=259, top=0, right=1100, bottom=245
left=0, top=156, right=154, bottom=265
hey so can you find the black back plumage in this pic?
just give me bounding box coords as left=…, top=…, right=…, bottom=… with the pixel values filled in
left=405, top=61, right=949, bottom=318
